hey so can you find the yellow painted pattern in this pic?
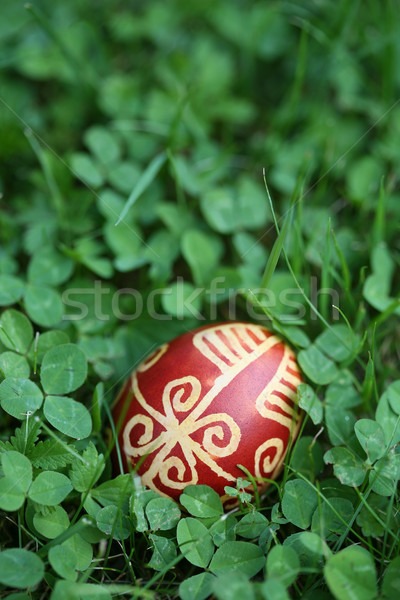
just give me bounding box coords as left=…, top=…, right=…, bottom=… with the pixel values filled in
left=122, top=324, right=302, bottom=495
left=123, top=373, right=241, bottom=493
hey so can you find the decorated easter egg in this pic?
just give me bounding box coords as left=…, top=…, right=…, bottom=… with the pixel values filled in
left=112, top=322, right=303, bottom=502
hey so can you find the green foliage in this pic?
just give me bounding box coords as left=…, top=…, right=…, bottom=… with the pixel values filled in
left=382, top=556, right=400, bottom=600
left=145, top=496, right=181, bottom=531
left=179, top=572, right=215, bottom=600
left=266, top=545, right=299, bottom=587
left=0, top=451, right=32, bottom=510
left=298, top=345, right=339, bottom=386
left=43, top=395, right=92, bottom=439
left=0, top=378, right=43, bottom=419
left=0, top=549, right=44, bottom=589
left=209, top=541, right=265, bottom=578
left=297, top=384, right=323, bottom=425
left=1, top=0, right=399, bottom=597
left=40, top=344, right=88, bottom=394
left=28, top=471, right=73, bottom=506
left=235, top=511, right=268, bottom=539
left=69, top=442, right=104, bottom=491
left=33, top=505, right=70, bottom=539
left=213, top=572, right=256, bottom=600
left=200, top=177, right=269, bottom=234
left=281, top=479, right=318, bottom=530
left=177, top=517, right=215, bottom=568
left=0, top=309, right=33, bottom=354
left=148, top=533, right=177, bottom=570
left=324, top=546, right=378, bottom=600
left=180, top=484, right=224, bottom=518
left=48, top=544, right=78, bottom=581
left=96, top=504, right=130, bottom=540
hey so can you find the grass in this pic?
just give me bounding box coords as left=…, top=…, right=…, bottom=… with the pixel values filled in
left=0, top=0, right=400, bottom=598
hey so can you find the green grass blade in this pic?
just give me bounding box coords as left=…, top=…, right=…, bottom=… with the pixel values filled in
left=167, top=148, right=185, bottom=206
left=259, top=208, right=292, bottom=292
left=115, top=151, right=167, bottom=225
left=372, top=177, right=386, bottom=246
left=263, top=174, right=368, bottom=370
left=320, top=219, right=332, bottom=320
left=259, top=171, right=297, bottom=291
left=25, top=129, right=65, bottom=222
left=331, top=228, right=352, bottom=294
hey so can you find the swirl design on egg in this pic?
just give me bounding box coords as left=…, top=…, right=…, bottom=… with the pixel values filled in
left=117, top=322, right=303, bottom=500
left=123, top=374, right=241, bottom=491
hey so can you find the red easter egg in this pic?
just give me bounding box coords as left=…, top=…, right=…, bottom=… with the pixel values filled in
left=112, top=322, right=303, bottom=503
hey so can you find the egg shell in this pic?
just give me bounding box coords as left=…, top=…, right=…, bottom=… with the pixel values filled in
left=112, top=322, right=303, bottom=503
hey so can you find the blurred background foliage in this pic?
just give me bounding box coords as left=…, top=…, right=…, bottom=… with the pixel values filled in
left=1, top=2, right=400, bottom=597
left=0, top=0, right=399, bottom=379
